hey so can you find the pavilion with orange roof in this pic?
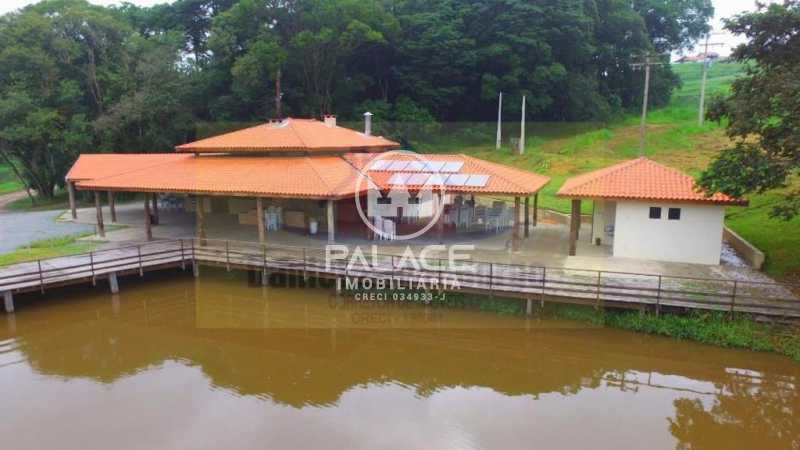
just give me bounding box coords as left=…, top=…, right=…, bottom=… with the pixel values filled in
left=66, top=115, right=550, bottom=247
left=557, top=157, right=747, bottom=265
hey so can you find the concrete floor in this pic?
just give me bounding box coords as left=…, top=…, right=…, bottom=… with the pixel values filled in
left=62, top=201, right=784, bottom=285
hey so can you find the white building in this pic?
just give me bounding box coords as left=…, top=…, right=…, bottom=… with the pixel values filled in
left=557, top=158, right=748, bottom=265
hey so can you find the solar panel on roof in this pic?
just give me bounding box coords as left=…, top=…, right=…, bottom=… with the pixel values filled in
left=464, top=174, right=490, bottom=187
left=424, top=174, right=446, bottom=185
left=404, top=161, right=425, bottom=172
left=441, top=161, right=464, bottom=173
left=369, top=159, right=390, bottom=170
left=388, top=173, right=412, bottom=185
left=406, top=173, right=430, bottom=185
left=423, top=161, right=446, bottom=172
left=387, top=160, right=410, bottom=171
left=444, top=174, right=470, bottom=186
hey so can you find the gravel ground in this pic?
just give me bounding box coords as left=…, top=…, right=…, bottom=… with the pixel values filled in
left=0, top=209, right=93, bottom=253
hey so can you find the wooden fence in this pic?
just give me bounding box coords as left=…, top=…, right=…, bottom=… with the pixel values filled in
left=1, top=238, right=798, bottom=318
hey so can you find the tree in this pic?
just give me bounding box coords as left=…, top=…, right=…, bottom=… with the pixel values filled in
left=93, top=33, right=195, bottom=151
left=698, top=1, right=800, bottom=219
left=289, top=0, right=398, bottom=115
left=0, top=0, right=130, bottom=197
left=633, top=0, right=714, bottom=53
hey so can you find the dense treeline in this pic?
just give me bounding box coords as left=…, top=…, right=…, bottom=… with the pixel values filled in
left=0, top=0, right=712, bottom=197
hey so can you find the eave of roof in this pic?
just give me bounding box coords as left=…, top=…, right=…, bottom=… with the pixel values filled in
left=556, top=157, right=747, bottom=206
left=69, top=152, right=551, bottom=199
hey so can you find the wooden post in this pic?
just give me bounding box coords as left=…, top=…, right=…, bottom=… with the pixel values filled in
left=3, top=291, right=13, bottom=313
left=68, top=181, right=77, bottom=219
left=94, top=191, right=105, bottom=237
left=256, top=197, right=266, bottom=244
left=569, top=199, right=581, bottom=256
left=196, top=196, right=206, bottom=243
left=524, top=196, right=530, bottom=238
left=437, top=192, right=445, bottom=243
left=109, top=272, right=119, bottom=294
left=144, top=196, right=153, bottom=241
left=326, top=199, right=335, bottom=243
left=533, top=193, right=538, bottom=226
left=512, top=197, right=521, bottom=251
left=151, top=193, right=159, bottom=225
left=107, top=191, right=117, bottom=223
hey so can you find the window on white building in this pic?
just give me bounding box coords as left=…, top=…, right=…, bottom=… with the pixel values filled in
left=377, top=197, right=392, bottom=205
left=649, top=207, right=661, bottom=219
left=668, top=208, right=681, bottom=220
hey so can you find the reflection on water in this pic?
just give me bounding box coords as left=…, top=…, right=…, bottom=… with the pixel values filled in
left=0, top=269, right=797, bottom=450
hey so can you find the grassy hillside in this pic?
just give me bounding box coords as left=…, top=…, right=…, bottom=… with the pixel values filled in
left=423, top=61, right=799, bottom=280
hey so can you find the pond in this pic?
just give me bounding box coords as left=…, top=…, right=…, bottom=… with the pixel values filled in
left=0, top=269, right=797, bottom=450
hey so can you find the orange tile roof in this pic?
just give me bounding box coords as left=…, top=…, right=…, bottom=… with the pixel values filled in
left=344, top=153, right=550, bottom=195
left=556, top=157, right=747, bottom=205
left=66, top=154, right=192, bottom=181
left=176, top=118, right=400, bottom=153
left=76, top=155, right=366, bottom=199
left=70, top=153, right=549, bottom=198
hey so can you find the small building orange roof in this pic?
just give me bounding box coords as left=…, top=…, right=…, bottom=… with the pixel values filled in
left=75, top=155, right=365, bottom=199
left=175, top=118, right=400, bottom=154
left=556, top=157, right=747, bottom=205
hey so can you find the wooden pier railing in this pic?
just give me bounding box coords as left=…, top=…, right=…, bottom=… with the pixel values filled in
left=1, top=238, right=798, bottom=318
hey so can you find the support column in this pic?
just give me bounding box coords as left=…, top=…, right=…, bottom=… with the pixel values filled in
left=196, top=196, right=207, bottom=243
left=256, top=197, right=266, bottom=244
left=68, top=181, right=77, bottom=220
left=108, top=191, right=117, bottom=223
left=108, top=272, right=119, bottom=294
left=3, top=291, right=13, bottom=313
left=436, top=192, right=445, bottom=243
left=94, top=191, right=105, bottom=237
left=512, top=197, right=521, bottom=251
left=144, top=196, right=153, bottom=241
left=151, top=194, right=159, bottom=225
left=569, top=199, right=581, bottom=256
left=533, top=193, right=538, bottom=226
left=524, top=196, right=530, bottom=238
left=326, top=199, right=335, bottom=243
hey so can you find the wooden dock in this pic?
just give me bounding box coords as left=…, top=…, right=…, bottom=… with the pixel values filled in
left=1, top=238, right=798, bottom=318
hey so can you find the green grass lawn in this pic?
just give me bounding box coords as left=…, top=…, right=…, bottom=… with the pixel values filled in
left=0, top=164, right=23, bottom=194
left=5, top=191, right=74, bottom=211
left=0, top=234, right=98, bottom=266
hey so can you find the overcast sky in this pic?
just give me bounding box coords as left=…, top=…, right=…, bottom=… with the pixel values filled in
left=0, top=0, right=766, bottom=55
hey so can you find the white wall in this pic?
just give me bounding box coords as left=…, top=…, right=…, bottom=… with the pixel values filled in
left=591, top=200, right=616, bottom=246
left=612, top=201, right=725, bottom=265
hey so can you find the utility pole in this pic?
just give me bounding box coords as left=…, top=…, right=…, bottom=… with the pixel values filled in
left=697, top=35, right=725, bottom=126
left=275, top=68, right=282, bottom=119
left=631, top=54, right=665, bottom=156
left=519, top=95, right=526, bottom=155
left=496, top=92, right=503, bottom=150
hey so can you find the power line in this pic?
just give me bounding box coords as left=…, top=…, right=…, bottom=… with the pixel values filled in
left=630, top=54, right=666, bottom=156
left=697, top=34, right=726, bottom=126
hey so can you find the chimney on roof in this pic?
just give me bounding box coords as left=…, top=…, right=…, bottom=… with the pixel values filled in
left=323, top=114, right=337, bottom=127
left=363, top=111, right=373, bottom=136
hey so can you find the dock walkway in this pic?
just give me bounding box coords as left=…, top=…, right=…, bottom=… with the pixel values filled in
left=1, top=238, right=798, bottom=318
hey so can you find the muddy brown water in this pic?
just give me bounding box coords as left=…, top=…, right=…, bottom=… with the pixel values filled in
left=1, top=269, right=798, bottom=450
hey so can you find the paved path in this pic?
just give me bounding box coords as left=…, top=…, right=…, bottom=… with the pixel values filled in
left=0, top=192, right=93, bottom=253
